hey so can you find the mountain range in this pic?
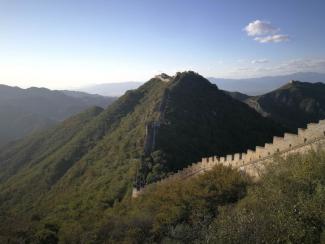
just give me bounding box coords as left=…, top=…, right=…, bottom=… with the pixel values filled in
left=209, top=72, right=325, bottom=95
left=0, top=85, right=116, bottom=146
left=1, top=71, right=325, bottom=242
left=77, top=72, right=325, bottom=96
left=0, top=71, right=287, bottom=240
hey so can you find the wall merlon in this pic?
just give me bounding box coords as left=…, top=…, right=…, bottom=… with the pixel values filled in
left=273, top=136, right=283, bottom=143
left=264, top=143, right=273, bottom=150
left=234, top=153, right=241, bottom=161
left=246, top=149, right=255, bottom=160
left=255, top=146, right=264, bottom=152
left=319, top=119, right=325, bottom=125
left=255, top=146, right=265, bottom=159
left=226, top=154, right=233, bottom=162
left=298, top=128, right=306, bottom=136
left=307, top=122, right=318, bottom=129
left=284, top=132, right=297, bottom=138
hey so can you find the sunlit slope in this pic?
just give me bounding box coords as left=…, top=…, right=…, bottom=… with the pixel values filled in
left=0, top=72, right=285, bottom=233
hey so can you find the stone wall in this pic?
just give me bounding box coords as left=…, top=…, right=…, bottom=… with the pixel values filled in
left=132, top=119, right=325, bottom=198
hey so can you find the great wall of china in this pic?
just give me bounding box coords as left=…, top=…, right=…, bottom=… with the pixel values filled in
left=133, top=119, right=325, bottom=198
left=134, top=85, right=171, bottom=189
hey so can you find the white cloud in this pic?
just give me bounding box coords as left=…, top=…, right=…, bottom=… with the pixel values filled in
left=244, top=20, right=289, bottom=43
left=254, top=34, right=290, bottom=43
left=251, top=59, right=269, bottom=64
left=244, top=20, right=278, bottom=36
left=276, top=58, right=325, bottom=72
left=211, top=58, right=325, bottom=79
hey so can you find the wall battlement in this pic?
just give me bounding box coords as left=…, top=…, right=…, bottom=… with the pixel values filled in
left=132, top=120, right=325, bottom=198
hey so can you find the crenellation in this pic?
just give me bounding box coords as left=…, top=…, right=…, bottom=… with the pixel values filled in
left=264, top=143, right=273, bottom=150
left=246, top=149, right=254, bottom=161
left=234, top=153, right=241, bottom=161
left=283, top=133, right=299, bottom=147
left=273, top=136, right=283, bottom=143
left=319, top=119, right=325, bottom=125
left=226, top=154, right=233, bottom=162
left=241, top=153, right=247, bottom=164
left=133, top=120, right=325, bottom=197
left=298, top=128, right=306, bottom=135
left=255, top=146, right=265, bottom=158
left=307, top=122, right=318, bottom=129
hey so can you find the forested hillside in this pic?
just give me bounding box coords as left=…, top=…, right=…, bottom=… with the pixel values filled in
left=97, top=150, right=325, bottom=243
left=244, top=81, right=325, bottom=130
left=0, top=72, right=285, bottom=242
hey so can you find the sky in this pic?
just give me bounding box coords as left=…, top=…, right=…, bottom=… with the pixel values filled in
left=1, top=0, right=325, bottom=89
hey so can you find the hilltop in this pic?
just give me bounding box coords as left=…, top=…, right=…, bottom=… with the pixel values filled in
left=243, top=81, right=325, bottom=130
left=0, top=71, right=285, bottom=241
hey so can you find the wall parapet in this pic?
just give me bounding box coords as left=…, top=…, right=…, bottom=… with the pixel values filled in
left=133, top=119, right=325, bottom=197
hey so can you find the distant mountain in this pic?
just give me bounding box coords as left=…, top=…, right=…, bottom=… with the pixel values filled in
left=77, top=72, right=325, bottom=97
left=79, top=81, right=143, bottom=96
left=0, top=85, right=116, bottom=145
left=243, top=81, right=325, bottom=130
left=0, top=72, right=285, bottom=242
left=223, top=91, right=251, bottom=102
left=209, top=72, right=325, bottom=95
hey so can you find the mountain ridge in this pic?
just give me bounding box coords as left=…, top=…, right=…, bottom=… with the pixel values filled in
left=0, top=72, right=286, bottom=239
left=0, top=84, right=116, bottom=146
left=243, top=80, right=325, bottom=130
left=76, top=72, right=325, bottom=97
left=209, top=72, right=325, bottom=95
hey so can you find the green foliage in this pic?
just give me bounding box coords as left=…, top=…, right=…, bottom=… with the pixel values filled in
left=246, top=81, right=325, bottom=130
left=0, top=77, right=168, bottom=242
left=0, top=72, right=310, bottom=243
left=96, top=164, right=248, bottom=243
left=208, top=150, right=325, bottom=243
left=97, top=150, right=325, bottom=243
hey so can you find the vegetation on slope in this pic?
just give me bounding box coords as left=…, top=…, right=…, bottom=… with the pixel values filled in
left=94, top=150, right=324, bottom=243
left=245, top=81, right=325, bottom=131
left=209, top=150, right=325, bottom=243
left=0, top=84, right=115, bottom=145
left=140, top=72, right=285, bottom=184
left=0, top=72, right=288, bottom=242
left=0, top=77, right=168, bottom=242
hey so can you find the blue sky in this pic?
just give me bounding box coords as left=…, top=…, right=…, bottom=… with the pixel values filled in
left=1, top=0, right=325, bottom=88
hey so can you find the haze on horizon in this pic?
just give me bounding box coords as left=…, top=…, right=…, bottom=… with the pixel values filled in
left=1, top=0, right=325, bottom=89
